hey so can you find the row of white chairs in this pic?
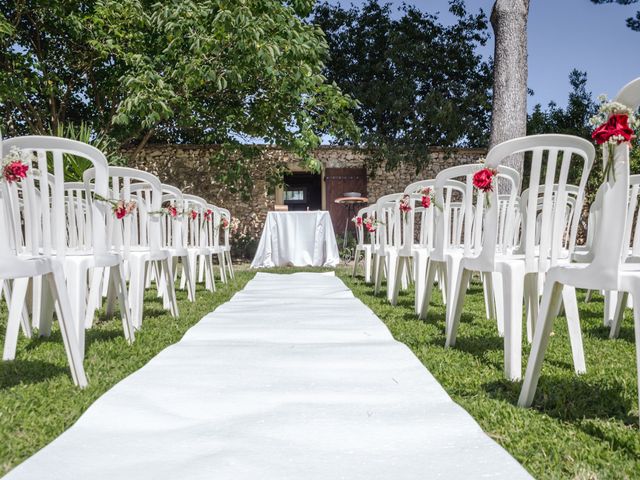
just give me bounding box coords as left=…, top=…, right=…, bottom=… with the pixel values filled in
left=0, top=135, right=235, bottom=387
left=352, top=77, right=640, bottom=421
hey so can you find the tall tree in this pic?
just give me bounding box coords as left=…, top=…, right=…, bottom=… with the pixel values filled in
left=591, top=0, right=640, bottom=31
left=489, top=0, right=530, bottom=174
left=0, top=0, right=358, bottom=172
left=313, top=0, right=492, bottom=169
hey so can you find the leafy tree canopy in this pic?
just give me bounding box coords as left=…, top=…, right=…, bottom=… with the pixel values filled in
left=590, top=0, right=640, bottom=31
left=0, top=0, right=359, bottom=176
left=312, top=0, right=493, bottom=169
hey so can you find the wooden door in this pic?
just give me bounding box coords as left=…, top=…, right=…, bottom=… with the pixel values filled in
left=324, top=167, right=368, bottom=236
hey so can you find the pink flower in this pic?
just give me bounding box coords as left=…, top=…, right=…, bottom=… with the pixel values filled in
left=125, top=201, right=137, bottom=215
left=190, top=210, right=198, bottom=220
left=3, top=160, right=29, bottom=183
left=421, top=195, right=431, bottom=209
left=114, top=200, right=127, bottom=219
left=221, top=217, right=229, bottom=229
left=204, top=209, right=213, bottom=221
left=166, top=205, right=178, bottom=217
left=352, top=216, right=363, bottom=226
left=399, top=194, right=412, bottom=213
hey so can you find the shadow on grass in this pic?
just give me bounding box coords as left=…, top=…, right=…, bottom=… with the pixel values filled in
left=0, top=359, right=68, bottom=389
left=484, top=375, right=638, bottom=425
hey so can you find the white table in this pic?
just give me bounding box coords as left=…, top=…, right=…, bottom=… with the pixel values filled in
left=251, top=211, right=340, bottom=268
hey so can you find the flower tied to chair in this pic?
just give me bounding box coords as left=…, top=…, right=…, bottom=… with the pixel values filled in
left=221, top=215, right=230, bottom=230
left=473, top=166, right=497, bottom=208
left=204, top=209, right=213, bottom=221
left=190, top=210, right=198, bottom=220
left=415, top=187, right=442, bottom=211
left=92, top=193, right=136, bottom=219
left=399, top=195, right=412, bottom=222
left=351, top=216, right=363, bottom=227
left=590, top=96, right=639, bottom=182
left=1, top=147, right=31, bottom=184
left=363, top=217, right=380, bottom=233
left=166, top=204, right=178, bottom=217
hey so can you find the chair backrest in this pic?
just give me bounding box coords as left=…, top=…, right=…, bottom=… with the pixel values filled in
left=587, top=78, right=640, bottom=285
left=218, top=206, right=232, bottom=248
left=433, top=165, right=520, bottom=263
left=84, top=166, right=163, bottom=258
left=183, top=194, right=210, bottom=250
left=161, top=183, right=187, bottom=251
left=2, top=136, right=110, bottom=259
left=483, top=134, right=595, bottom=271
left=402, top=179, right=437, bottom=251
left=374, top=193, right=404, bottom=254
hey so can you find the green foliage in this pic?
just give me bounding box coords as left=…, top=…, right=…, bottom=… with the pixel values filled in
left=0, top=0, right=359, bottom=177
left=312, top=0, right=493, bottom=170
left=590, top=0, right=640, bottom=31
left=50, top=122, right=128, bottom=182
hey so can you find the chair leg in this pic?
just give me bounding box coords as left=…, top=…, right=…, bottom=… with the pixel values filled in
left=518, top=280, right=564, bottom=407
left=181, top=255, right=196, bottom=302
left=45, top=269, right=88, bottom=388
left=112, top=264, right=135, bottom=344
left=351, top=248, right=360, bottom=279
left=414, top=253, right=429, bottom=315
left=493, top=272, right=505, bottom=338
left=225, top=251, right=235, bottom=280
left=584, top=289, right=593, bottom=303
left=604, top=290, right=617, bottom=327
left=562, top=285, right=586, bottom=374
left=128, top=260, right=145, bottom=330
left=65, top=264, right=88, bottom=354
left=162, top=259, right=179, bottom=317
left=85, top=267, right=104, bottom=329
left=610, top=291, right=628, bottom=339
left=374, top=255, right=385, bottom=295
left=419, top=260, right=438, bottom=320
left=524, top=273, right=539, bottom=343
left=482, top=272, right=494, bottom=320
left=3, top=277, right=29, bottom=361
left=445, top=267, right=472, bottom=348
left=631, top=292, right=640, bottom=426
left=390, top=256, right=405, bottom=306
left=501, top=264, right=525, bottom=381
left=38, top=279, right=55, bottom=337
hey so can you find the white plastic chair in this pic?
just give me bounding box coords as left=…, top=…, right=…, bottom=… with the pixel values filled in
left=352, top=205, right=376, bottom=283
left=373, top=193, right=405, bottom=301
left=519, top=80, right=640, bottom=415
left=181, top=194, right=217, bottom=293
left=161, top=184, right=196, bottom=302
left=448, top=134, right=595, bottom=381
left=3, top=137, right=135, bottom=355
left=85, top=166, right=179, bottom=329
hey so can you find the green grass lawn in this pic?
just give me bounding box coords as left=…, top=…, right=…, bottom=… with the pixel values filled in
left=337, top=269, right=640, bottom=480
left=1, top=266, right=639, bottom=479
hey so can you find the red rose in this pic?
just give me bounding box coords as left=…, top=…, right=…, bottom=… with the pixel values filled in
left=190, top=210, right=198, bottom=220
left=365, top=223, right=376, bottom=233
left=3, top=160, right=29, bottom=183
left=167, top=205, right=178, bottom=217
left=592, top=114, right=635, bottom=145
left=421, top=195, right=431, bottom=209
left=114, top=201, right=127, bottom=219
left=473, top=168, right=496, bottom=193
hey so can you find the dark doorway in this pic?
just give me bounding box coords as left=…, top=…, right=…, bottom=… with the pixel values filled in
left=283, top=173, right=322, bottom=211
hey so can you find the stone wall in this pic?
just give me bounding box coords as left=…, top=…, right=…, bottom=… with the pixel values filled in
left=124, top=145, right=486, bottom=246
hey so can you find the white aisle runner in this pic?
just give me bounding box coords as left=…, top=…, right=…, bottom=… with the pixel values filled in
left=6, top=273, right=531, bottom=480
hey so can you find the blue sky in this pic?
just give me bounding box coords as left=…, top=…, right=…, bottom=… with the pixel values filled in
left=334, top=0, right=640, bottom=111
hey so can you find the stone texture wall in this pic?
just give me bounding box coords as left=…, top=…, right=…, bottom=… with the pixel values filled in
left=124, top=145, right=486, bottom=244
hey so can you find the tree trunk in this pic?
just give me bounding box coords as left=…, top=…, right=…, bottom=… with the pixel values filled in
left=490, top=0, right=530, bottom=176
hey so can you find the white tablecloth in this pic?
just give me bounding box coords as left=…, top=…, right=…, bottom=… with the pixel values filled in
left=251, top=211, right=340, bottom=268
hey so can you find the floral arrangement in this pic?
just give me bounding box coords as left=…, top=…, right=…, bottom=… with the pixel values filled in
left=589, top=95, right=639, bottom=181
left=220, top=214, right=230, bottom=230
left=399, top=194, right=412, bottom=214
left=93, top=193, right=137, bottom=219
left=352, top=215, right=379, bottom=233
left=190, top=209, right=198, bottom=220
left=414, top=186, right=442, bottom=211
left=1, top=147, right=31, bottom=184
left=204, top=209, right=213, bottom=221
left=351, top=216, right=363, bottom=227
left=473, top=165, right=498, bottom=208
left=166, top=204, right=178, bottom=217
